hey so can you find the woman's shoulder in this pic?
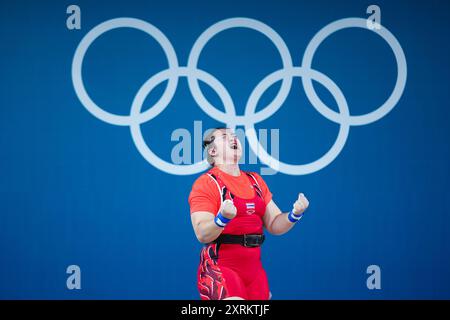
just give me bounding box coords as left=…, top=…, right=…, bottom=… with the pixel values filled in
left=191, top=169, right=219, bottom=191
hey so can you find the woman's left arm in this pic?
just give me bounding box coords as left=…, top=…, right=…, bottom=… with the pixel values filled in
left=262, top=193, right=309, bottom=235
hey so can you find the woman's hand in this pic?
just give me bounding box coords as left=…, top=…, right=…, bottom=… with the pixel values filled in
left=262, top=194, right=309, bottom=235
left=220, top=199, right=237, bottom=219
left=292, top=193, right=309, bottom=215
left=190, top=199, right=237, bottom=243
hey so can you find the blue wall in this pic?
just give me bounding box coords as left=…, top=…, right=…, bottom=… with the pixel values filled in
left=0, top=0, right=449, bottom=299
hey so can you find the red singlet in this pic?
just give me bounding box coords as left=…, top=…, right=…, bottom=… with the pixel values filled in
left=188, top=167, right=273, bottom=300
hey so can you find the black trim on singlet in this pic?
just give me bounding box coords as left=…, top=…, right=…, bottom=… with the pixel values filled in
left=245, top=172, right=263, bottom=199
left=215, top=242, right=221, bottom=259
left=208, top=173, right=235, bottom=201
left=222, top=187, right=228, bottom=201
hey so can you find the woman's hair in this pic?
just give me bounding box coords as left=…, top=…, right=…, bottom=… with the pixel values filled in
left=202, top=127, right=227, bottom=166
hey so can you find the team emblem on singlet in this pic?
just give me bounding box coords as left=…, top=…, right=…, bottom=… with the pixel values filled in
left=246, top=202, right=256, bottom=215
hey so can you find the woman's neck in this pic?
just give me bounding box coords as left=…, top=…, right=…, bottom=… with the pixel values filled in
left=215, top=163, right=241, bottom=176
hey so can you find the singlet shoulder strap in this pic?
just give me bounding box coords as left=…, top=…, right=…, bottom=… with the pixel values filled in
left=206, top=173, right=234, bottom=207
left=206, top=173, right=221, bottom=198
left=245, top=171, right=264, bottom=199
left=245, top=172, right=260, bottom=187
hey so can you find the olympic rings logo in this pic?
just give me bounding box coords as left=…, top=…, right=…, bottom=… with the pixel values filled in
left=71, top=17, right=407, bottom=176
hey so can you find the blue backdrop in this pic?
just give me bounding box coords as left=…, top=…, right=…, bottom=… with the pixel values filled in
left=1, top=0, right=449, bottom=299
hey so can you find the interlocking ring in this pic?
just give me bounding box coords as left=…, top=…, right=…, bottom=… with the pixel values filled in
left=72, top=17, right=407, bottom=175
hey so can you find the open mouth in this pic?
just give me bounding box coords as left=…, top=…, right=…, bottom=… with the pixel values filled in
left=230, top=143, right=238, bottom=150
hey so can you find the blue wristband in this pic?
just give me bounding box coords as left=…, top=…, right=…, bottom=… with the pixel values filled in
left=287, top=209, right=303, bottom=223
left=214, top=212, right=231, bottom=227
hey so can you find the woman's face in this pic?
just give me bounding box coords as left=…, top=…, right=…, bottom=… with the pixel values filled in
left=211, top=128, right=242, bottom=165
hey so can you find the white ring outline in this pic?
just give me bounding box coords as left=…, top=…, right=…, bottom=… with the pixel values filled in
left=301, top=18, right=407, bottom=126
left=245, top=67, right=350, bottom=175
left=130, top=67, right=237, bottom=175
left=187, top=18, right=293, bottom=126
left=72, top=18, right=179, bottom=126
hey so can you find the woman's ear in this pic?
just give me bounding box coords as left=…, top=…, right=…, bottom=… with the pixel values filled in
left=208, top=146, right=217, bottom=157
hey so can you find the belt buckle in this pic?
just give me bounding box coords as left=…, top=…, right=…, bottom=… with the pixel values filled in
left=243, top=234, right=261, bottom=248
